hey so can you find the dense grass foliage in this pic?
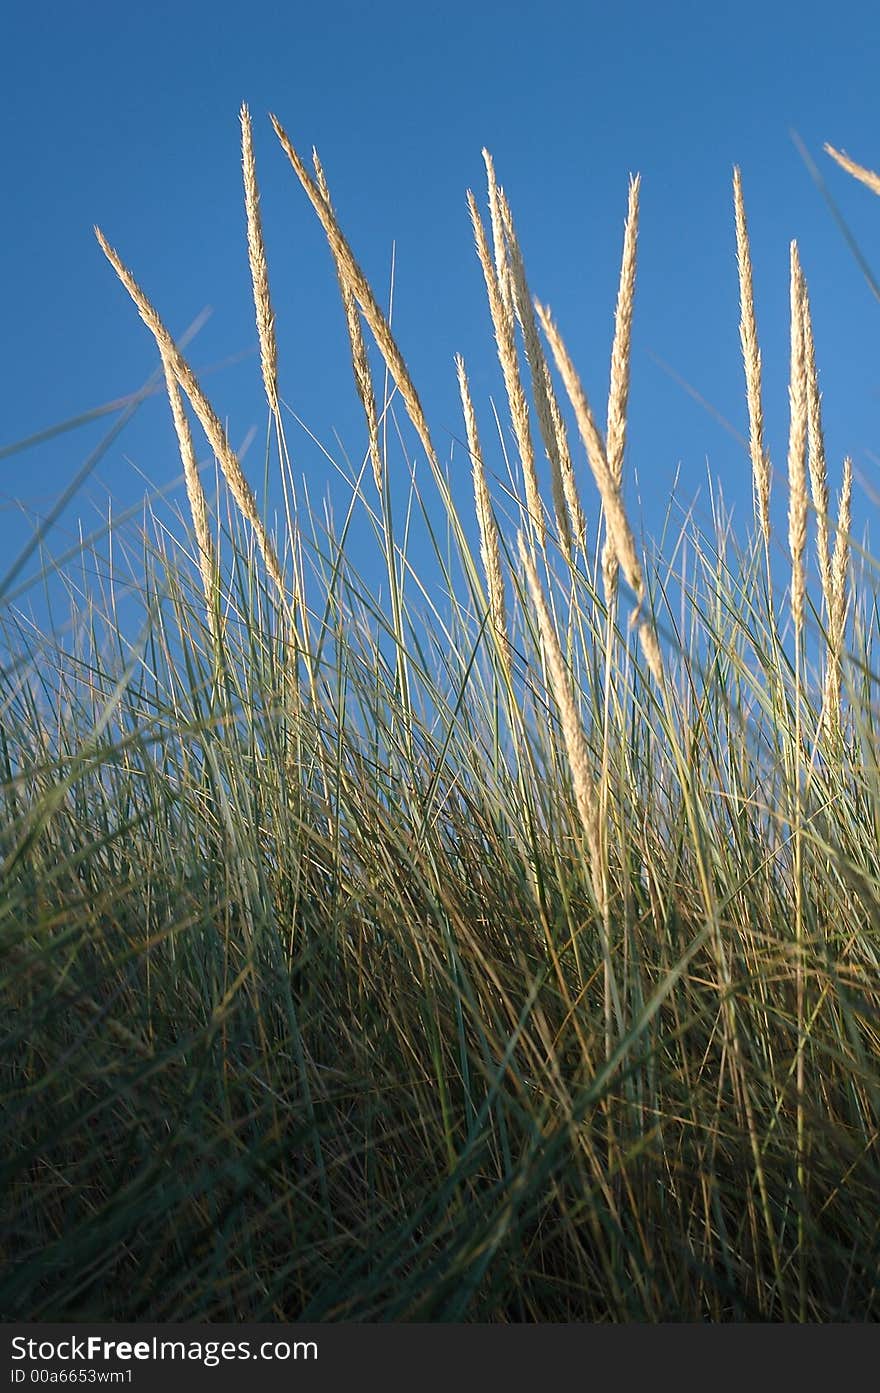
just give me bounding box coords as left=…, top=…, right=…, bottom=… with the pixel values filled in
left=2, top=117, right=879, bottom=1321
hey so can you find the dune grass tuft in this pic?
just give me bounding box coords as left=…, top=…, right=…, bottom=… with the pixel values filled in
left=2, top=123, right=879, bottom=1323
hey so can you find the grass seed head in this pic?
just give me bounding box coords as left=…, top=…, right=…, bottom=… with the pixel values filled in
left=467, top=187, right=545, bottom=547
left=240, top=103, right=279, bottom=416
left=456, top=353, right=509, bottom=657
left=825, top=143, right=880, bottom=197
left=787, top=243, right=808, bottom=635
left=733, top=166, right=771, bottom=545
left=95, top=226, right=289, bottom=616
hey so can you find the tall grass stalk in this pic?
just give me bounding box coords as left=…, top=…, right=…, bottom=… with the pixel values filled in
left=788, top=243, right=810, bottom=1321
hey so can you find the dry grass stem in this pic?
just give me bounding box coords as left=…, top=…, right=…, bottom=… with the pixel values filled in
left=537, top=302, right=663, bottom=683
left=636, top=620, right=664, bottom=691
left=536, top=304, right=635, bottom=588
left=606, top=174, right=640, bottom=488
left=830, top=456, right=853, bottom=643
left=160, top=350, right=219, bottom=644
left=518, top=533, right=603, bottom=909
left=498, top=186, right=576, bottom=559
left=800, top=273, right=832, bottom=616
left=788, top=245, right=808, bottom=634
left=544, top=360, right=586, bottom=551
left=825, top=143, right=880, bottom=197
left=825, top=455, right=853, bottom=735
left=733, top=167, right=771, bottom=544
left=95, top=228, right=289, bottom=615
left=272, top=115, right=438, bottom=473
left=240, top=104, right=279, bottom=416
left=481, top=149, right=512, bottom=307
left=313, top=152, right=383, bottom=493
left=467, top=188, right=545, bottom=546
left=456, top=355, right=508, bottom=655
left=603, top=174, right=640, bottom=598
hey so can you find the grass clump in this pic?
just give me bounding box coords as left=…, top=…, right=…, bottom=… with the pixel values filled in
left=1, top=119, right=879, bottom=1322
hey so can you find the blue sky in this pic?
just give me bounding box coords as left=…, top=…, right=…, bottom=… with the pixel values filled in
left=3, top=0, right=879, bottom=612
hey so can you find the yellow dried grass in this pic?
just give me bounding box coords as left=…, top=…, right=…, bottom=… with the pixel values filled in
left=240, top=104, right=279, bottom=417
left=497, top=184, right=579, bottom=559
left=788, top=245, right=808, bottom=634
left=467, top=188, right=545, bottom=547
left=160, top=349, right=219, bottom=645
left=603, top=174, right=640, bottom=599
left=825, top=456, right=853, bottom=737
left=271, top=115, right=438, bottom=477
left=536, top=303, right=663, bottom=684
left=456, top=355, right=508, bottom=657
left=733, top=167, right=771, bottom=545
left=95, top=228, right=289, bottom=617
left=518, top=533, right=603, bottom=909
left=825, top=144, right=880, bottom=197
left=312, top=152, right=384, bottom=493
left=800, top=272, right=832, bottom=619
left=481, top=149, right=513, bottom=309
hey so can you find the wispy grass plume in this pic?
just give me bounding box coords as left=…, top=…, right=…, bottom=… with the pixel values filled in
left=536, top=302, right=663, bottom=684
left=497, top=181, right=583, bottom=559
left=313, top=152, right=384, bottom=494
left=467, top=187, right=544, bottom=547
left=603, top=174, right=640, bottom=599
left=241, top=103, right=279, bottom=417
left=788, top=244, right=808, bottom=634
left=825, top=143, right=880, bottom=197
left=160, top=351, right=219, bottom=645
left=456, top=354, right=508, bottom=658
left=733, top=167, right=771, bottom=547
left=95, top=227, right=289, bottom=618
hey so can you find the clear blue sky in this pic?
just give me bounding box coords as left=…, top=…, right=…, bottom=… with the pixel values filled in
left=3, top=0, right=879, bottom=607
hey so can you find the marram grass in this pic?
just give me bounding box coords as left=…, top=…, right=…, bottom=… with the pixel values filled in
left=1, top=121, right=879, bottom=1323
